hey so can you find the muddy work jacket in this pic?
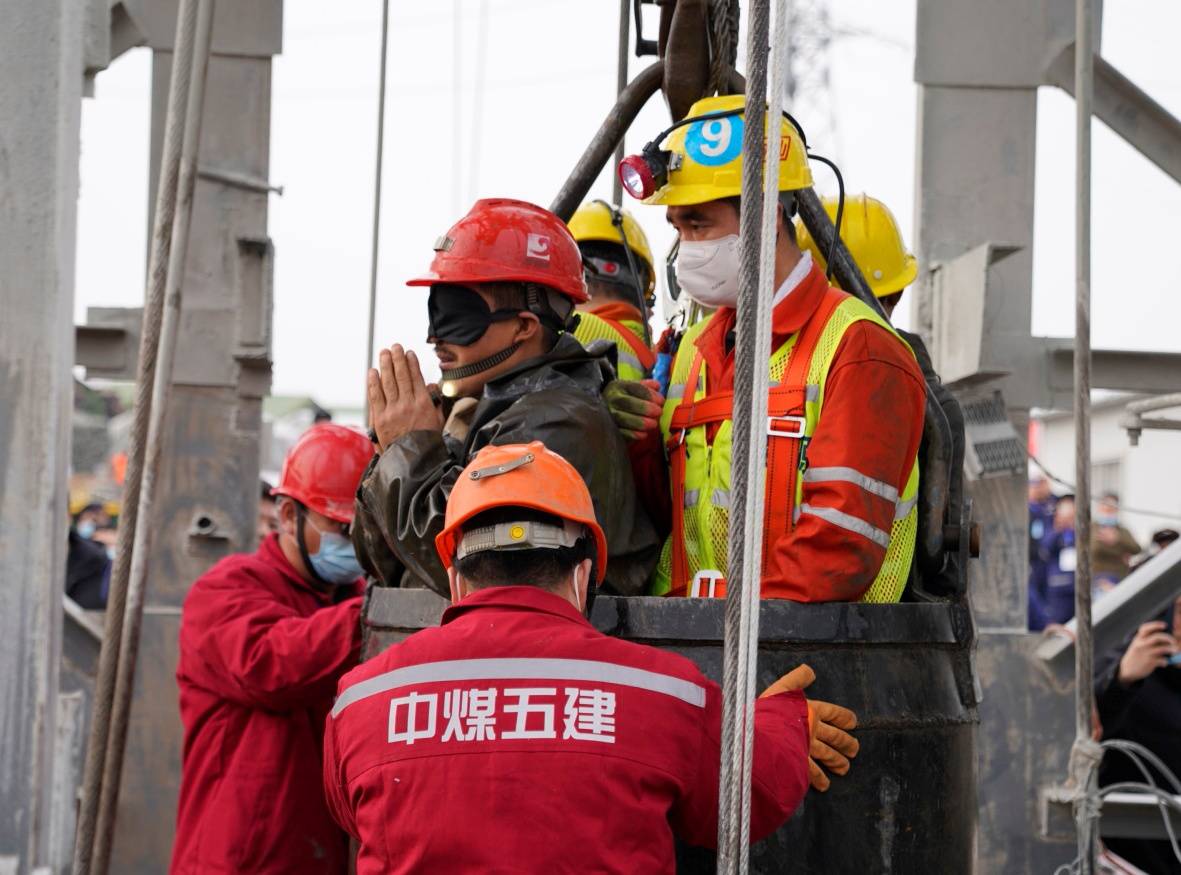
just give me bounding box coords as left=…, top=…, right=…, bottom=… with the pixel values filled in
left=170, top=535, right=362, bottom=875
left=353, top=334, right=659, bottom=596
left=323, top=586, right=810, bottom=874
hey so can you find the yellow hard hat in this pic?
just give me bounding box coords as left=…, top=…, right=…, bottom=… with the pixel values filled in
left=624, top=94, right=813, bottom=207
left=795, top=194, right=918, bottom=297
left=567, top=201, right=656, bottom=295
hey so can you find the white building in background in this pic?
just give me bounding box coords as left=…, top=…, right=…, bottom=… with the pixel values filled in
left=1031, top=395, right=1181, bottom=546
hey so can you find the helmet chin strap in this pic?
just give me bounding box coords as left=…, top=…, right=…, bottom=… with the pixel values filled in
left=439, top=342, right=521, bottom=395
left=294, top=503, right=329, bottom=586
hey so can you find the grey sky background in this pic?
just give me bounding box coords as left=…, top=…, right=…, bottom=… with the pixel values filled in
left=75, top=1, right=1181, bottom=410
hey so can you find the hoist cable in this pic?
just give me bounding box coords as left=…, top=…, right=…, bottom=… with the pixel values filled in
left=717, top=0, right=782, bottom=870
left=364, top=0, right=391, bottom=424
left=73, top=1, right=203, bottom=870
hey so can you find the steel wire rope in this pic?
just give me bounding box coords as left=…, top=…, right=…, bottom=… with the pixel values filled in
left=72, top=2, right=202, bottom=870
left=717, top=0, right=782, bottom=869
left=467, top=0, right=490, bottom=203
left=90, top=4, right=217, bottom=873
left=1070, top=0, right=1097, bottom=867
left=1026, top=448, right=1181, bottom=523
left=451, top=0, right=463, bottom=215
left=612, top=0, right=630, bottom=204
left=365, top=0, right=391, bottom=425
left=708, top=0, right=740, bottom=95
left=1052, top=739, right=1181, bottom=873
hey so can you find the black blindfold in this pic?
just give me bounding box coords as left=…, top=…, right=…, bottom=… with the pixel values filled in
left=427, top=284, right=522, bottom=346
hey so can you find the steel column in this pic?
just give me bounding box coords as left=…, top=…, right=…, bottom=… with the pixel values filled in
left=0, top=2, right=89, bottom=871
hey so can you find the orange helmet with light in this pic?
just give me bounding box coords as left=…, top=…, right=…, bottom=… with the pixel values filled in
left=435, top=441, right=608, bottom=583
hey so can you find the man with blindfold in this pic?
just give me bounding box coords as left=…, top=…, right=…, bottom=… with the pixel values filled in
left=352, top=198, right=659, bottom=597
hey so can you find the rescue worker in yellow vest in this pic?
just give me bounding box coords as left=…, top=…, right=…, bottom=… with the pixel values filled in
left=569, top=200, right=657, bottom=381
left=615, top=95, right=927, bottom=602
left=795, top=194, right=917, bottom=319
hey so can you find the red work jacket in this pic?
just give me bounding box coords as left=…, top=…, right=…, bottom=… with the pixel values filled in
left=324, top=586, right=809, bottom=874
left=170, top=534, right=363, bottom=874
left=634, top=261, right=927, bottom=601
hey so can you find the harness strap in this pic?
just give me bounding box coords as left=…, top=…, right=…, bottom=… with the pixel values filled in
left=666, top=286, right=850, bottom=596
left=762, top=287, right=848, bottom=570
left=598, top=314, right=656, bottom=371
left=667, top=350, right=708, bottom=589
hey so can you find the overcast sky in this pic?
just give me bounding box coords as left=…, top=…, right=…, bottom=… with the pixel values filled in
left=75, top=0, right=1181, bottom=410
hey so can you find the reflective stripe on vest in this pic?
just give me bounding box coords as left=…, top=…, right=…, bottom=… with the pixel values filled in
left=653, top=288, right=920, bottom=603
left=573, top=312, right=655, bottom=382
left=332, top=657, right=708, bottom=717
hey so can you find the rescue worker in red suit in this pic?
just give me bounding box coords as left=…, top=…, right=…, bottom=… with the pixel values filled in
left=324, top=442, right=860, bottom=874
left=170, top=424, right=373, bottom=874
left=611, top=94, right=927, bottom=603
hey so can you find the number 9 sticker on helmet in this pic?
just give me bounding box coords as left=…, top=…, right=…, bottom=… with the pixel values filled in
left=684, top=115, right=744, bottom=167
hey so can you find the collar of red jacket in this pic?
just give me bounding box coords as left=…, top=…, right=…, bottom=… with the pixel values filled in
left=441, top=584, right=592, bottom=628
left=588, top=300, right=644, bottom=325
left=259, top=533, right=346, bottom=604
left=692, top=256, right=831, bottom=387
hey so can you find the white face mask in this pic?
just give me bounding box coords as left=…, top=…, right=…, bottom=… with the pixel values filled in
left=675, top=234, right=741, bottom=308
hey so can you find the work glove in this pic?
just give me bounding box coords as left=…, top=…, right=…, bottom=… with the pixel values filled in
left=761, top=664, right=860, bottom=793
left=604, top=379, right=664, bottom=442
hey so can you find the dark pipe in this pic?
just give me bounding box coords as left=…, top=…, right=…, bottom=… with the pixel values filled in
left=795, top=187, right=887, bottom=319
left=550, top=60, right=665, bottom=222
left=919, top=394, right=953, bottom=571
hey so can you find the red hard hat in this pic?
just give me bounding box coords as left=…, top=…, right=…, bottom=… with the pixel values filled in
left=407, top=198, right=589, bottom=303
left=271, top=424, right=374, bottom=524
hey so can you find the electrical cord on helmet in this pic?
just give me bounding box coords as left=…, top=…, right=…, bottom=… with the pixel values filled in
left=593, top=199, right=654, bottom=353
left=643, top=107, right=809, bottom=158
left=806, top=151, right=845, bottom=282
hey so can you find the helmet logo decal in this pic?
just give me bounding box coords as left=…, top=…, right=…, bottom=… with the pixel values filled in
left=685, top=116, right=744, bottom=167
left=526, top=233, right=551, bottom=262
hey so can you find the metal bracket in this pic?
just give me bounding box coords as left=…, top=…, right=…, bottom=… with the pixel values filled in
left=1046, top=45, right=1181, bottom=187
left=632, top=0, right=660, bottom=56
left=1119, top=393, right=1181, bottom=446
left=198, top=165, right=283, bottom=195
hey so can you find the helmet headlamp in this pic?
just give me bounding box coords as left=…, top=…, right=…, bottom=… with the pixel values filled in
left=618, top=150, right=665, bottom=201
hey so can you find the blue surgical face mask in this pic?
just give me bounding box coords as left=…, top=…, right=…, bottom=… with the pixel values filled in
left=308, top=530, right=364, bottom=585
left=77, top=520, right=97, bottom=539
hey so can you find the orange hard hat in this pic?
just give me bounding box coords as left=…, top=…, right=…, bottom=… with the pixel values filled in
left=434, top=441, right=608, bottom=583
left=271, top=424, right=374, bottom=524
left=407, top=198, right=589, bottom=303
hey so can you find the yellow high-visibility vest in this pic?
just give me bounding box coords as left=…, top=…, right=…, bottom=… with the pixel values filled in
left=574, top=311, right=654, bottom=382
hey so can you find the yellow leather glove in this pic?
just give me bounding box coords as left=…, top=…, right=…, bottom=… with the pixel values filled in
left=761, top=664, right=859, bottom=792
